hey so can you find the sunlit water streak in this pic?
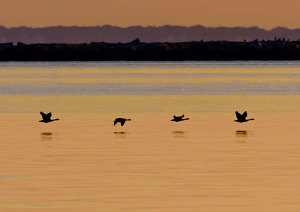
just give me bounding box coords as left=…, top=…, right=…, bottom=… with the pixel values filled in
left=0, top=61, right=300, bottom=211
left=0, top=61, right=299, bottom=113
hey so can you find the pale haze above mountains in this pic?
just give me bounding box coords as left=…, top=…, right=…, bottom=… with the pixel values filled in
left=1, top=25, right=300, bottom=44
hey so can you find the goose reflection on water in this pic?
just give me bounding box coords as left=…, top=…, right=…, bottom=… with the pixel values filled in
left=235, top=130, right=249, bottom=143
left=114, top=132, right=127, bottom=135
left=172, top=131, right=185, bottom=138
left=236, top=130, right=248, bottom=137
left=40, top=132, right=53, bottom=140
left=114, top=131, right=128, bottom=138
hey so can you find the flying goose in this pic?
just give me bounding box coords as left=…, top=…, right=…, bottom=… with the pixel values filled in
left=114, top=118, right=131, bottom=126
left=235, top=111, right=254, bottom=123
left=39, top=112, right=60, bottom=123
left=171, top=114, right=190, bottom=122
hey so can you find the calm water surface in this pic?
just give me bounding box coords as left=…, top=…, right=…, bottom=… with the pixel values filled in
left=0, top=61, right=300, bottom=211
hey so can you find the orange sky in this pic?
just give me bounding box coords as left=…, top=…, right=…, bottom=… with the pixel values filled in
left=1, top=0, right=300, bottom=29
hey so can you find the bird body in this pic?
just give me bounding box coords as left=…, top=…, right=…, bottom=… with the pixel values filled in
left=235, top=111, right=254, bottom=123
left=114, top=118, right=131, bottom=126
left=171, top=114, right=190, bottom=122
left=39, top=112, right=60, bottom=123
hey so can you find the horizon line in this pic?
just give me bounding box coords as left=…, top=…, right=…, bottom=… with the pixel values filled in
left=0, top=24, right=298, bottom=31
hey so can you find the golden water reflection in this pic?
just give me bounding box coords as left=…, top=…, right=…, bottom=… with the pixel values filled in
left=1, top=95, right=300, bottom=113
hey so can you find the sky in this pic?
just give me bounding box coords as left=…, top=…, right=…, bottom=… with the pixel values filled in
left=1, top=0, right=300, bottom=29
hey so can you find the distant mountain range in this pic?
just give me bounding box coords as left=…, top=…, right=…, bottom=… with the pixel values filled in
left=1, top=25, right=300, bottom=43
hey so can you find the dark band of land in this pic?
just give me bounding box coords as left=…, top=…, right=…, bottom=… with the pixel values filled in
left=1, top=38, right=300, bottom=61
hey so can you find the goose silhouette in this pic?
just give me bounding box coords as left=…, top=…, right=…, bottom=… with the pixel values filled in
left=171, top=114, right=190, bottom=122
left=235, top=111, right=254, bottom=123
left=114, top=118, right=131, bottom=126
left=39, top=112, right=60, bottom=123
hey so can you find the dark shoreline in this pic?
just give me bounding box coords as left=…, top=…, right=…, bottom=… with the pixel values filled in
left=1, top=39, right=300, bottom=61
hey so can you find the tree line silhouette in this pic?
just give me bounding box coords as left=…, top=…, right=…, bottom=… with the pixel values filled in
left=1, top=38, right=300, bottom=61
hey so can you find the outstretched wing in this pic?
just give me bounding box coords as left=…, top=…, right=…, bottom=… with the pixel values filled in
left=235, top=111, right=243, bottom=120
left=46, top=112, right=52, bottom=119
left=120, top=119, right=126, bottom=126
left=114, top=119, right=118, bottom=126
left=242, top=111, right=247, bottom=118
left=40, top=112, right=51, bottom=121
left=40, top=112, right=47, bottom=119
left=173, top=115, right=184, bottom=119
